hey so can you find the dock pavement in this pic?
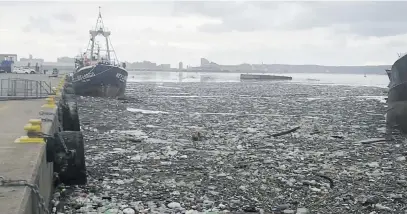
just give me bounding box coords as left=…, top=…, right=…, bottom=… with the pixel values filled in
left=0, top=73, right=64, bottom=214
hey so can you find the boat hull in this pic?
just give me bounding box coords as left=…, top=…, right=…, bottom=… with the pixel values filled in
left=72, top=64, right=128, bottom=98
left=385, top=69, right=391, bottom=80
left=386, top=54, right=407, bottom=132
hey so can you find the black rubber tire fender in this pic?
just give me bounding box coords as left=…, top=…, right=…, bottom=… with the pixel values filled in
left=64, top=86, right=75, bottom=94
left=67, top=101, right=80, bottom=131
left=61, top=102, right=73, bottom=131
left=56, top=131, right=87, bottom=185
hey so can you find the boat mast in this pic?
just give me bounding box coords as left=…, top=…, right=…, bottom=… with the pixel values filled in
left=89, top=6, right=111, bottom=63
left=99, top=7, right=111, bottom=61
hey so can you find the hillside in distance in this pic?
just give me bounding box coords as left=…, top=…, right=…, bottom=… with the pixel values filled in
left=255, top=64, right=391, bottom=75
left=198, top=58, right=392, bottom=74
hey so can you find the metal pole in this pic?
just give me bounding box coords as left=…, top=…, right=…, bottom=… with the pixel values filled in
left=36, top=81, right=39, bottom=98
left=39, top=81, right=42, bottom=97
left=30, top=80, right=32, bottom=97
left=13, top=79, right=16, bottom=96
left=7, top=78, right=10, bottom=96
left=24, top=80, right=26, bottom=97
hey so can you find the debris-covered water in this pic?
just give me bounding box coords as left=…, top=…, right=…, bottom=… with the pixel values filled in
left=51, top=81, right=401, bottom=214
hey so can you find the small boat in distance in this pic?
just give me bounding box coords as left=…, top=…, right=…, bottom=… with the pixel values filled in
left=72, top=7, right=128, bottom=98
left=240, top=74, right=292, bottom=81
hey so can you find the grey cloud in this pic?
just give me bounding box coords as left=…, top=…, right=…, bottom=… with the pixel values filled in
left=285, top=2, right=407, bottom=36
left=172, top=1, right=407, bottom=37
left=0, top=2, right=20, bottom=6
left=53, top=13, right=76, bottom=23
left=23, top=16, right=54, bottom=34
left=172, top=1, right=247, bottom=18
left=172, top=1, right=310, bottom=32
left=290, top=2, right=407, bottom=28
left=386, top=39, right=407, bottom=49
left=346, top=22, right=407, bottom=37
left=198, top=17, right=261, bottom=33
left=99, top=2, right=174, bottom=17
left=172, top=2, right=258, bottom=32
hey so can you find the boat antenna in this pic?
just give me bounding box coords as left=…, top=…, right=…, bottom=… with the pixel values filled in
left=96, top=6, right=106, bottom=31
left=85, top=6, right=121, bottom=65
left=98, top=6, right=120, bottom=65
left=89, top=6, right=107, bottom=62
left=98, top=7, right=120, bottom=64
left=86, top=6, right=102, bottom=54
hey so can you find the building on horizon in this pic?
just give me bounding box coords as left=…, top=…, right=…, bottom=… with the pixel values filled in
left=129, top=61, right=157, bottom=69
left=0, top=54, right=17, bottom=61
left=20, top=54, right=44, bottom=66
left=179, top=62, right=183, bottom=70
left=186, top=57, right=259, bottom=72
left=57, top=56, right=75, bottom=63
left=159, top=64, right=171, bottom=70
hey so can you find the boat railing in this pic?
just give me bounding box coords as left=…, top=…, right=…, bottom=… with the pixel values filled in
left=0, top=78, right=55, bottom=99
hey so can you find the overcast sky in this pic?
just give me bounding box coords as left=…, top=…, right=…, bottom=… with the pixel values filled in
left=1, top=1, right=406, bottom=67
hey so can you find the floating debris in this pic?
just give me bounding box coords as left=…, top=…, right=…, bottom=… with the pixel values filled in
left=52, top=81, right=396, bottom=213
left=271, top=126, right=300, bottom=137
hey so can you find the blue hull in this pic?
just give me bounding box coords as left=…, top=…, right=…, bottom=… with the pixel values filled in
left=72, top=64, right=128, bottom=98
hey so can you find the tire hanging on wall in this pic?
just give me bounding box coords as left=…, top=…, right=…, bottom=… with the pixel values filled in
left=54, top=131, right=87, bottom=185
left=61, top=94, right=80, bottom=131
left=67, top=101, right=80, bottom=131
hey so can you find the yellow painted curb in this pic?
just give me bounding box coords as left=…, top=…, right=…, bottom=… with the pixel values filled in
left=15, top=136, right=45, bottom=143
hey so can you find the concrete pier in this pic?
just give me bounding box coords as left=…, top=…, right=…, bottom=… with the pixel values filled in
left=0, top=73, right=64, bottom=214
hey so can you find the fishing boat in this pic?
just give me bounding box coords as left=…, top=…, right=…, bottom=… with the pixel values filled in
left=386, top=53, right=407, bottom=132
left=72, top=7, right=128, bottom=98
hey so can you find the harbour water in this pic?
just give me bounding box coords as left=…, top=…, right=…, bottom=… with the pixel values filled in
left=127, top=71, right=389, bottom=88
left=53, top=71, right=393, bottom=213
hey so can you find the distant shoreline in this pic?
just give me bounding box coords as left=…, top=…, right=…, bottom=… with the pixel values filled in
left=127, top=69, right=388, bottom=75
left=14, top=62, right=389, bottom=75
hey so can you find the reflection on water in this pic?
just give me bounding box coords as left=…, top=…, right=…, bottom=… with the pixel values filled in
left=127, top=71, right=389, bottom=88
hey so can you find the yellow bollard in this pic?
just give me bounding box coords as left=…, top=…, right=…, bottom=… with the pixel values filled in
left=42, top=96, right=57, bottom=108
left=15, top=119, right=45, bottom=143
left=27, top=119, right=42, bottom=130
left=23, top=123, right=41, bottom=133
